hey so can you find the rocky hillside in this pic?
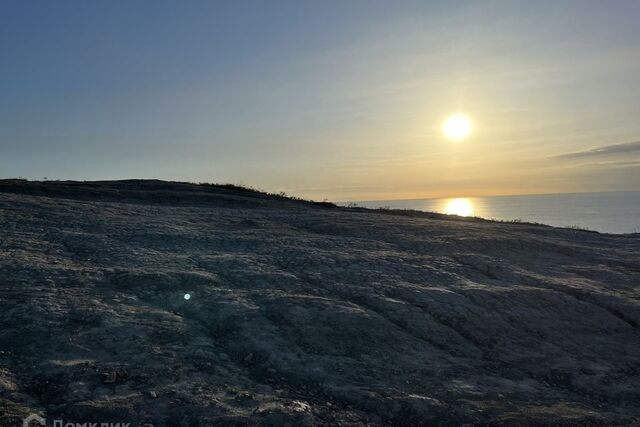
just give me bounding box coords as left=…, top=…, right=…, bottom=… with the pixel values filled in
left=1, top=180, right=639, bottom=426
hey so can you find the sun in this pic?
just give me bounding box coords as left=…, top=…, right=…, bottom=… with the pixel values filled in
left=442, top=113, right=473, bottom=141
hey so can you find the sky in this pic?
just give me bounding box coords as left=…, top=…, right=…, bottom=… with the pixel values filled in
left=1, top=0, right=640, bottom=201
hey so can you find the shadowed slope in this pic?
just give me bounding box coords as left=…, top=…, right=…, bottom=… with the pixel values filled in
left=1, top=180, right=639, bottom=426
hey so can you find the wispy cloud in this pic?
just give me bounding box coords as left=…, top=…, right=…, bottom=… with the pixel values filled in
left=568, top=160, right=640, bottom=169
left=551, top=141, right=640, bottom=160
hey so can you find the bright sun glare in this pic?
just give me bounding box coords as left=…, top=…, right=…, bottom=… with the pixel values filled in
left=444, top=198, right=474, bottom=217
left=442, top=114, right=473, bottom=141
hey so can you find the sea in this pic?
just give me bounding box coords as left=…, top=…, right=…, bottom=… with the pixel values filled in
left=349, top=191, right=640, bottom=234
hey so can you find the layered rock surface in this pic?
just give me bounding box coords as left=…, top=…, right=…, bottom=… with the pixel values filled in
left=1, top=180, right=639, bottom=425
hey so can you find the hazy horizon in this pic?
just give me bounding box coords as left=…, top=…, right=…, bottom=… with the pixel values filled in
left=2, top=1, right=640, bottom=201
left=349, top=188, right=640, bottom=204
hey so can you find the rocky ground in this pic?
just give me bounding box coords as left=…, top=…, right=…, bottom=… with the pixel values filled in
left=1, top=180, right=639, bottom=426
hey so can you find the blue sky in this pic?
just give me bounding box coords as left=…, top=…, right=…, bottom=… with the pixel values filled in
left=2, top=1, right=639, bottom=200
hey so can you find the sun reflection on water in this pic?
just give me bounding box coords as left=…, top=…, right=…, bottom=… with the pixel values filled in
left=442, top=198, right=475, bottom=217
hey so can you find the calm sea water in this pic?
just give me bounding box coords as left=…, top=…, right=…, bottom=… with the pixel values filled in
left=351, top=191, right=640, bottom=234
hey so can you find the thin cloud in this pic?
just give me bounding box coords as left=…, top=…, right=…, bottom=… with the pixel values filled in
left=568, top=160, right=640, bottom=169
left=551, top=141, right=640, bottom=159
